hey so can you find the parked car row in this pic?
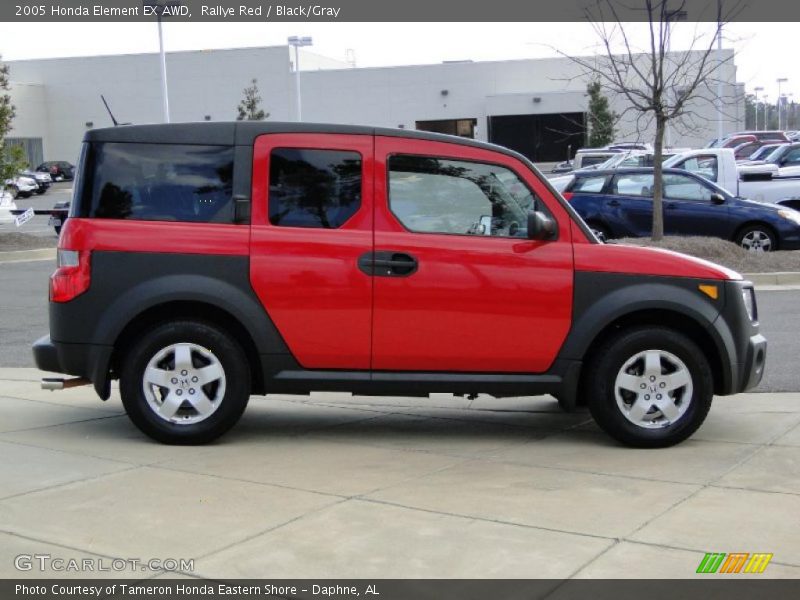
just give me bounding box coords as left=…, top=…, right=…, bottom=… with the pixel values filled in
left=3, top=169, right=53, bottom=199
left=562, top=167, right=800, bottom=251
left=36, top=161, right=75, bottom=181
left=3, top=174, right=38, bottom=199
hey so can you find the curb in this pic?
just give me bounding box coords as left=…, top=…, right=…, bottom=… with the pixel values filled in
left=0, top=248, right=56, bottom=264
left=744, top=272, right=800, bottom=286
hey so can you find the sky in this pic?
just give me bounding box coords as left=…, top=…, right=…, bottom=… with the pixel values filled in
left=0, top=21, right=796, bottom=99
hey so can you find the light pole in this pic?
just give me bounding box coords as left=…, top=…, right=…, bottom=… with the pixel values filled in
left=762, top=94, right=770, bottom=131
left=143, top=0, right=181, bottom=123
left=753, top=86, right=764, bottom=130
left=288, top=36, right=313, bottom=122
left=716, top=20, right=724, bottom=141
left=777, top=78, right=788, bottom=130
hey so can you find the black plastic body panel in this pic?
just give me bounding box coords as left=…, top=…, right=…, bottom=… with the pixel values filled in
left=45, top=251, right=291, bottom=397
left=563, top=271, right=764, bottom=396
left=50, top=252, right=287, bottom=352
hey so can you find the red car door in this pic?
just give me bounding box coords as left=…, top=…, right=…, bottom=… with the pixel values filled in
left=371, top=136, right=574, bottom=373
left=250, top=133, right=373, bottom=369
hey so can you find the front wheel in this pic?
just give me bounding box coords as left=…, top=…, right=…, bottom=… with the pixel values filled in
left=120, top=320, right=251, bottom=444
left=585, top=327, right=713, bottom=448
left=736, top=224, right=776, bottom=252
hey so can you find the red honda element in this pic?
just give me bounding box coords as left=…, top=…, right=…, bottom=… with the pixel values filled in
left=34, top=123, right=766, bottom=447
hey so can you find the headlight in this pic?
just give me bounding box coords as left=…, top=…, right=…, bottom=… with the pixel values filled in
left=778, top=208, right=800, bottom=226
left=741, top=287, right=756, bottom=322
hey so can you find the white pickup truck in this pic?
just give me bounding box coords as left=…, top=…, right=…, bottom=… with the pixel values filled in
left=663, top=148, right=800, bottom=204
left=548, top=147, right=800, bottom=206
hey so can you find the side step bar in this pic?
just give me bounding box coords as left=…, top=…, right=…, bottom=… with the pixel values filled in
left=41, top=377, right=91, bottom=391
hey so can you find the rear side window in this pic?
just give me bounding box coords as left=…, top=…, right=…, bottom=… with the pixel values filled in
left=571, top=176, right=607, bottom=193
left=612, top=173, right=654, bottom=197
left=269, top=148, right=361, bottom=228
left=77, top=143, right=234, bottom=223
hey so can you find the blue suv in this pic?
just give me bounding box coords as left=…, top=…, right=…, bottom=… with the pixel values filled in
left=563, top=167, right=800, bottom=252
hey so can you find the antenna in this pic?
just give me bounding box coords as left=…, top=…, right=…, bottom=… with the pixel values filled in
left=100, top=95, right=131, bottom=126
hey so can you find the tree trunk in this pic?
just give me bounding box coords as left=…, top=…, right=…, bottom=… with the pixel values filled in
left=651, top=117, right=666, bottom=241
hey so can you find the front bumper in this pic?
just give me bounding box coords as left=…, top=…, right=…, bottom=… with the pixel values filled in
left=739, top=333, right=767, bottom=392
left=716, top=281, right=768, bottom=395
left=33, top=335, right=113, bottom=399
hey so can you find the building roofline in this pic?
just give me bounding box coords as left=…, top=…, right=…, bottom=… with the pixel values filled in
left=5, top=44, right=291, bottom=64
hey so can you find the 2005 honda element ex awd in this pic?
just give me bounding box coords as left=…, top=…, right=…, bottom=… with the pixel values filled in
left=33, top=122, right=767, bottom=447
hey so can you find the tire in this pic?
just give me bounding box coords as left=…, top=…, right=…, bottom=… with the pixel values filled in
left=120, top=320, right=251, bottom=444
left=735, top=224, right=776, bottom=252
left=585, top=326, right=713, bottom=448
left=10, top=186, right=19, bottom=199
left=54, top=224, right=62, bottom=235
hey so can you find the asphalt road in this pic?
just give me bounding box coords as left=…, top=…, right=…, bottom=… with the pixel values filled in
left=0, top=257, right=796, bottom=392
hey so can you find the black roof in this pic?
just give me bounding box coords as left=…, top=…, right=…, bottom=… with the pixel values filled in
left=83, top=121, right=514, bottom=156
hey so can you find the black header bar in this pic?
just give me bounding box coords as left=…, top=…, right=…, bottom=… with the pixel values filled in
left=3, top=0, right=799, bottom=22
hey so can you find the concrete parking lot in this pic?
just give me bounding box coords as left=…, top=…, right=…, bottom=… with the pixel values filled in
left=0, top=369, right=799, bottom=579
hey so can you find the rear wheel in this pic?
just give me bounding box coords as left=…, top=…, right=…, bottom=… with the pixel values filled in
left=120, top=320, right=251, bottom=444
left=585, top=327, right=713, bottom=448
left=736, top=224, right=776, bottom=252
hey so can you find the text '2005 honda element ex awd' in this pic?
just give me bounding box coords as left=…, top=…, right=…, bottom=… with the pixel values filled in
left=34, top=122, right=766, bottom=447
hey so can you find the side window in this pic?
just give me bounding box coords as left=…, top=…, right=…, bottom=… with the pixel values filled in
left=663, top=173, right=714, bottom=202
left=571, top=175, right=607, bottom=193
left=78, top=142, right=235, bottom=223
left=674, top=155, right=718, bottom=182
left=387, top=155, right=539, bottom=238
left=782, top=148, right=800, bottom=166
left=269, top=148, right=361, bottom=228
left=611, top=173, right=654, bottom=198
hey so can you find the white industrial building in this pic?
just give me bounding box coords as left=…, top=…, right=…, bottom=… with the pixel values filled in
left=5, top=44, right=744, bottom=166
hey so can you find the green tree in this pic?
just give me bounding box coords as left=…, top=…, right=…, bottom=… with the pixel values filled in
left=236, top=79, right=269, bottom=121
left=586, top=80, right=617, bottom=147
left=744, top=94, right=756, bottom=130
left=0, top=54, right=25, bottom=194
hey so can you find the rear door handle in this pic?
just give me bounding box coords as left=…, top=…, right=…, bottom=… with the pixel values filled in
left=358, top=251, right=418, bottom=277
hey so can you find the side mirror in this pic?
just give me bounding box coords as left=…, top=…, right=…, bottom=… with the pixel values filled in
left=527, top=210, right=557, bottom=241
left=710, top=193, right=725, bottom=205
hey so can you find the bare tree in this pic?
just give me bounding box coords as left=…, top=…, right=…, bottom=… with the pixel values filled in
left=563, top=0, right=741, bottom=240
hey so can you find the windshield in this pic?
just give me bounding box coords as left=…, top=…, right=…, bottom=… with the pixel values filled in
left=749, top=146, right=776, bottom=160
left=763, top=146, right=787, bottom=163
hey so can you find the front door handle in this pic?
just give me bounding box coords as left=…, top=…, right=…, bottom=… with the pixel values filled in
left=607, top=199, right=620, bottom=207
left=358, top=251, right=418, bottom=277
